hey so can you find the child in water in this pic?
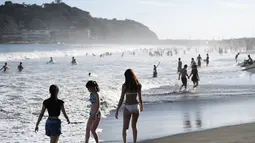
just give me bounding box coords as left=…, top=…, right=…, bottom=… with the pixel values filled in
left=35, top=85, right=70, bottom=143
left=85, top=81, right=101, bottom=143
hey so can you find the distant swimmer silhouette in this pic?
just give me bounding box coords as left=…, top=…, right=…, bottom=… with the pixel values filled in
left=47, top=57, right=54, bottom=64
left=197, top=54, right=202, bottom=67
left=206, top=54, right=209, bottom=66
left=88, top=73, right=91, bottom=77
left=177, top=58, right=182, bottom=73
left=18, top=62, right=24, bottom=72
left=71, top=57, right=77, bottom=65
left=0, top=62, right=8, bottom=72
left=235, top=52, right=240, bottom=63
left=191, top=58, right=196, bottom=69
left=153, top=62, right=160, bottom=78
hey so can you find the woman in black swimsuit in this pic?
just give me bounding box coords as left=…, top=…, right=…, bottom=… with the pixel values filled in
left=189, top=65, right=199, bottom=89
left=35, top=85, right=70, bottom=143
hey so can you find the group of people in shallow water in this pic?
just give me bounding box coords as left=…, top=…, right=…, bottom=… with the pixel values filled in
left=35, top=69, right=143, bottom=143
left=178, top=54, right=209, bottom=91
left=152, top=54, right=209, bottom=91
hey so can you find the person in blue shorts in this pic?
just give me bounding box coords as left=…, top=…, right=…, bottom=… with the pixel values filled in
left=35, top=85, right=70, bottom=143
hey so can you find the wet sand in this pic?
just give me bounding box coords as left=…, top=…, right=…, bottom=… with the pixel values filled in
left=99, top=96, right=255, bottom=142
left=141, top=122, right=255, bottom=143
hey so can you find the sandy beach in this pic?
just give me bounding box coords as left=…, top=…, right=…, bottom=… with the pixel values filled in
left=141, top=122, right=255, bottom=143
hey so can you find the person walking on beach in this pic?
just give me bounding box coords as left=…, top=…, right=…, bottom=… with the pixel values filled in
left=177, top=58, right=182, bottom=73
left=115, top=69, right=143, bottom=143
left=0, top=62, right=8, bottom=72
left=35, top=85, right=70, bottom=143
left=18, top=62, right=24, bottom=72
left=197, top=54, right=202, bottom=67
left=189, top=65, right=199, bottom=89
left=153, top=62, right=160, bottom=78
left=206, top=54, right=209, bottom=66
left=85, top=80, right=101, bottom=143
left=178, top=65, right=189, bottom=91
left=235, top=52, right=240, bottom=63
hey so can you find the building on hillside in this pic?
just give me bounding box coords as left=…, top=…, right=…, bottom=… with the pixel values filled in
left=52, top=28, right=91, bottom=42
left=21, top=29, right=51, bottom=42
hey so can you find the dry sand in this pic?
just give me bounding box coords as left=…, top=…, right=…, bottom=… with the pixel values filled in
left=140, top=123, right=255, bottom=143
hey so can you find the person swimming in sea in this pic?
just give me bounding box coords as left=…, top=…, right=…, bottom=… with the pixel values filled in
left=115, top=69, right=143, bottom=143
left=35, top=85, right=70, bottom=143
left=71, top=57, right=77, bottom=65
left=178, top=64, right=189, bottom=91
left=177, top=58, right=182, bottom=73
left=189, top=64, right=199, bottom=89
left=206, top=54, right=209, bottom=66
left=85, top=81, right=101, bottom=143
left=197, top=54, right=202, bottom=67
left=153, top=62, right=160, bottom=78
left=0, top=62, right=8, bottom=72
left=235, top=52, right=240, bottom=63
left=18, top=62, right=24, bottom=72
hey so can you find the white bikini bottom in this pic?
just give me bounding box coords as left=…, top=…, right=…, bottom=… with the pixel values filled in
left=125, top=104, right=139, bottom=113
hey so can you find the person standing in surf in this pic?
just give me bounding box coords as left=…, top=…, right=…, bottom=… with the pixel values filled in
left=191, top=58, right=196, bottom=69
left=177, top=58, right=182, bottom=73
left=189, top=65, right=199, bottom=89
left=153, top=62, right=160, bottom=78
left=115, top=69, right=143, bottom=143
left=178, top=65, right=189, bottom=91
left=235, top=52, right=240, bottom=63
left=18, top=62, right=24, bottom=72
left=71, top=57, right=77, bottom=65
left=35, top=85, right=70, bottom=143
left=0, top=62, right=8, bottom=72
left=206, top=54, right=209, bottom=66
left=197, top=54, right=202, bottom=67
left=85, top=80, right=101, bottom=143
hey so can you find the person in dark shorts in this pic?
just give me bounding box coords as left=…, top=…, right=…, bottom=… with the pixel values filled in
left=35, top=85, right=70, bottom=143
left=178, top=64, right=189, bottom=91
left=189, top=64, right=199, bottom=89
left=85, top=81, right=101, bottom=143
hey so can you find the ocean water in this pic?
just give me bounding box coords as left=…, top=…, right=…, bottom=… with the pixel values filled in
left=0, top=44, right=254, bottom=143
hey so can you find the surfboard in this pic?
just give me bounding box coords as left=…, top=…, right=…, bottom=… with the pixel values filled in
left=47, top=61, right=55, bottom=64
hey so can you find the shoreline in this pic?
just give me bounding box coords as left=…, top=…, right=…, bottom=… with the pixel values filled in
left=139, top=122, right=255, bottom=143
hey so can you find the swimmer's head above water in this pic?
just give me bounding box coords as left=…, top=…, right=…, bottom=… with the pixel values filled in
left=178, top=58, right=181, bottom=61
left=49, top=84, right=59, bottom=99
left=20, top=62, right=22, bottom=65
left=4, top=62, right=7, bottom=66
left=86, top=80, right=100, bottom=92
left=184, top=64, right=188, bottom=69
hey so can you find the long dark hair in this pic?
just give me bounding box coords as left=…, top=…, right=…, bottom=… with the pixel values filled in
left=86, top=80, right=100, bottom=92
left=49, top=84, right=59, bottom=99
left=124, top=69, right=141, bottom=92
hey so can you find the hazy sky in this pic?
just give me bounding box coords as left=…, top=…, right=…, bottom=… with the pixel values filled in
left=3, top=0, right=255, bottom=39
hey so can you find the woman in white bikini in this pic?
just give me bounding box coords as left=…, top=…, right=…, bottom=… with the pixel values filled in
left=115, top=69, right=143, bottom=143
